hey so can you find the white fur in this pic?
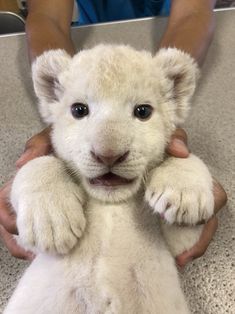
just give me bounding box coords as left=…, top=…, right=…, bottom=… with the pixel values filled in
left=145, top=155, right=214, bottom=225
left=5, top=45, right=213, bottom=314
left=11, top=156, right=86, bottom=255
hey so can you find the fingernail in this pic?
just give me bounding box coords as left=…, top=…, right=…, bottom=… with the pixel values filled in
left=173, top=139, right=189, bottom=155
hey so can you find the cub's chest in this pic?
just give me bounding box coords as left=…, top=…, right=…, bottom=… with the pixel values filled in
left=66, top=199, right=167, bottom=305
left=78, top=200, right=162, bottom=258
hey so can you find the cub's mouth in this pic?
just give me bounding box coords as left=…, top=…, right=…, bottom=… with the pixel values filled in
left=89, top=172, right=135, bottom=187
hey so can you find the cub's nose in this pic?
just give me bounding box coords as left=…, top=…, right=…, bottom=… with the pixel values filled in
left=91, top=151, right=129, bottom=167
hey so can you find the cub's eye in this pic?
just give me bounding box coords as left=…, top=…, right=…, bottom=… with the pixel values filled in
left=71, top=103, right=89, bottom=119
left=134, top=104, right=153, bottom=120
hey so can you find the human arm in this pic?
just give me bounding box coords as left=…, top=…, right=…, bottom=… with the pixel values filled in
left=26, top=0, right=75, bottom=62
left=159, top=0, right=217, bottom=66
left=161, top=0, right=217, bottom=156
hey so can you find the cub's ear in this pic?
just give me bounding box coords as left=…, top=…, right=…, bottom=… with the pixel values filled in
left=32, top=49, right=71, bottom=123
left=154, top=48, right=199, bottom=124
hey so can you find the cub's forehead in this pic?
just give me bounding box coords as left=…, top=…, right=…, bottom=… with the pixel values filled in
left=63, top=46, right=163, bottom=101
left=72, top=45, right=153, bottom=71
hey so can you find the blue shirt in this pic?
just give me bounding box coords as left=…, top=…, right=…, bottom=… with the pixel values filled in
left=76, top=0, right=171, bottom=25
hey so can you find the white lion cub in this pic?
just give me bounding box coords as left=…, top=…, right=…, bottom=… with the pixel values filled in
left=5, top=45, right=214, bottom=314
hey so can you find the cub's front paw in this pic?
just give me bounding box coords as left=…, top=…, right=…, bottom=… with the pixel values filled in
left=145, top=155, right=214, bottom=225
left=11, top=156, right=86, bottom=255
left=16, top=189, right=86, bottom=255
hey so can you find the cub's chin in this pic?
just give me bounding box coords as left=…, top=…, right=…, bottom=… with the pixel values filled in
left=82, top=173, right=142, bottom=203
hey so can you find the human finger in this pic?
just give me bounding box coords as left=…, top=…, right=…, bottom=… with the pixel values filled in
left=16, top=126, right=52, bottom=168
left=176, top=216, right=218, bottom=268
left=0, top=180, right=17, bottom=234
left=166, top=128, right=190, bottom=158
left=0, top=225, right=35, bottom=260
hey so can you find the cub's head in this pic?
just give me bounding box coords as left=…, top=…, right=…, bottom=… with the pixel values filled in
left=32, top=45, right=198, bottom=203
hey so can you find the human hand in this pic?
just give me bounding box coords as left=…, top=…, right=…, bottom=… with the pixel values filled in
left=166, top=128, right=190, bottom=158
left=0, top=127, right=52, bottom=260
left=15, top=127, right=52, bottom=168
left=167, top=128, right=227, bottom=267
left=176, top=180, right=227, bottom=268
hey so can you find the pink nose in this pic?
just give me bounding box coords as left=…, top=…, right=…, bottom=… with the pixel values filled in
left=91, top=151, right=129, bottom=166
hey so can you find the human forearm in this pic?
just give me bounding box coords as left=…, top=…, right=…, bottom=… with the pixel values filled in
left=159, top=0, right=216, bottom=66
left=26, top=14, right=75, bottom=62
left=26, top=0, right=75, bottom=62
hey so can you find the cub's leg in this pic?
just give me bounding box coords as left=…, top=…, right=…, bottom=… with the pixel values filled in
left=4, top=255, right=80, bottom=314
left=11, top=155, right=86, bottom=255
left=145, top=154, right=214, bottom=255
left=145, top=154, right=214, bottom=225
left=160, top=222, right=203, bottom=257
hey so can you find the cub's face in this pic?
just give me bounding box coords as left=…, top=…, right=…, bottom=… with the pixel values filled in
left=33, top=45, right=198, bottom=202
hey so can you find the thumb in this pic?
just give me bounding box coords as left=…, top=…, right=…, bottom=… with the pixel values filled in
left=166, top=128, right=190, bottom=158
